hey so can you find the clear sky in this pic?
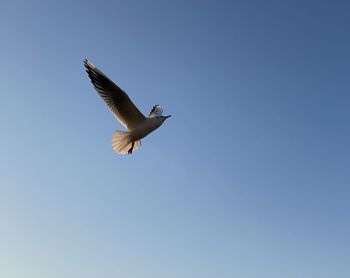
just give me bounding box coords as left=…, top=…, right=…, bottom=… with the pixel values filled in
left=0, top=0, right=349, bottom=277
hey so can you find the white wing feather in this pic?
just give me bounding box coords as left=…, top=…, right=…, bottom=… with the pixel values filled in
left=148, top=105, right=163, bottom=118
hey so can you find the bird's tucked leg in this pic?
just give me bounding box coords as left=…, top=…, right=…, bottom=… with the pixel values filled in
left=128, top=141, right=135, bottom=155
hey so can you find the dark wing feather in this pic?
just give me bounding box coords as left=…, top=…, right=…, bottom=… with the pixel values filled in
left=84, top=59, right=146, bottom=130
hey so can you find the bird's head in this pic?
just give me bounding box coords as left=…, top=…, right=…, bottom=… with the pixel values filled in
left=158, top=115, right=172, bottom=122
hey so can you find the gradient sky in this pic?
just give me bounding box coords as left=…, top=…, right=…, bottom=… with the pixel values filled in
left=0, top=0, right=349, bottom=277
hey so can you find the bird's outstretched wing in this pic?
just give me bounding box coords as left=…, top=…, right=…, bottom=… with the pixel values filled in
left=148, top=104, right=163, bottom=117
left=84, top=59, right=146, bottom=130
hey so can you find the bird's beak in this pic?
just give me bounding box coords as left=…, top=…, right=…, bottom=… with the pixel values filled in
left=165, top=115, right=172, bottom=119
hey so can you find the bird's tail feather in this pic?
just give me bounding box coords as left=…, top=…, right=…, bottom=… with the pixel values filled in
left=112, top=131, right=141, bottom=155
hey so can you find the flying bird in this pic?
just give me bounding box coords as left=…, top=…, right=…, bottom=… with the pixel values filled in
left=84, top=59, right=171, bottom=155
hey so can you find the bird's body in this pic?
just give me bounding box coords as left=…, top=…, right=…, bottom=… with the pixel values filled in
left=129, top=117, right=164, bottom=142
left=84, top=59, right=171, bottom=155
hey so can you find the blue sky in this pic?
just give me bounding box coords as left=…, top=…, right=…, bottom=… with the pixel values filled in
left=0, top=0, right=349, bottom=277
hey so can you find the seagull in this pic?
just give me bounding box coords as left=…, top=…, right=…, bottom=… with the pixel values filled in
left=84, top=59, right=171, bottom=155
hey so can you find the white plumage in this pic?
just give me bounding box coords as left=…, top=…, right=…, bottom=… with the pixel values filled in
left=84, top=59, right=171, bottom=155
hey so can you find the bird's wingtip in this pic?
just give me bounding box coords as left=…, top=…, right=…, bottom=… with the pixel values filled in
left=84, top=59, right=96, bottom=69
